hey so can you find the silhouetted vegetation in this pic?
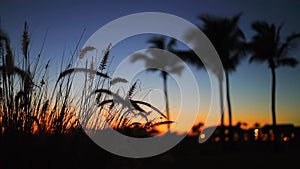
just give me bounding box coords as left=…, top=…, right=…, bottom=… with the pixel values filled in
left=131, top=36, right=183, bottom=130
left=0, top=9, right=300, bottom=169
left=0, top=22, right=170, bottom=138
left=198, top=12, right=246, bottom=142
left=174, top=13, right=246, bottom=143
left=247, top=21, right=300, bottom=146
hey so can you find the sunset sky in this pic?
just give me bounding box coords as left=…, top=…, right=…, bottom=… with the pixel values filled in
left=1, top=0, right=300, bottom=133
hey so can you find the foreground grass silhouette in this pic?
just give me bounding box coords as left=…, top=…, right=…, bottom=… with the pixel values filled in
left=0, top=21, right=170, bottom=136
left=0, top=22, right=173, bottom=168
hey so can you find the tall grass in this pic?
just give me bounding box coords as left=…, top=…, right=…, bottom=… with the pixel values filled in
left=0, top=22, right=170, bottom=137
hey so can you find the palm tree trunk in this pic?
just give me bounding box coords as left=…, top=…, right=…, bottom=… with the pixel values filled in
left=271, top=67, right=277, bottom=142
left=219, top=79, right=225, bottom=142
left=225, top=71, right=232, bottom=141
left=162, top=71, right=170, bottom=130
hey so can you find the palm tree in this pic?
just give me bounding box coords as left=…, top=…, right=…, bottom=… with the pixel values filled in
left=248, top=21, right=300, bottom=143
left=198, top=13, right=246, bottom=141
left=174, top=48, right=226, bottom=140
left=173, top=13, right=245, bottom=142
left=130, top=36, right=184, bottom=130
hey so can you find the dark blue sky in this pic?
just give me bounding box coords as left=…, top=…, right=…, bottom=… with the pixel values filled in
left=1, top=0, right=300, bottom=128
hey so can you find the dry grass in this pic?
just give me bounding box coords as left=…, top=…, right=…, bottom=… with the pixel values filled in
left=0, top=22, right=169, bottom=137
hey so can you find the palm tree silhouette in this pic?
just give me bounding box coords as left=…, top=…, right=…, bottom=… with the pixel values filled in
left=130, top=36, right=184, bottom=130
left=248, top=21, right=300, bottom=143
left=173, top=13, right=245, bottom=142
left=199, top=13, right=246, bottom=141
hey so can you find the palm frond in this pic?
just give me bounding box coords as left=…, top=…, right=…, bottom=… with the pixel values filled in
left=278, top=33, right=300, bottom=58
left=167, top=38, right=177, bottom=50
left=172, top=50, right=204, bottom=68
left=199, top=12, right=245, bottom=73
left=231, top=12, right=243, bottom=26
left=148, top=36, right=165, bottom=49
left=277, top=57, right=298, bottom=67
left=248, top=54, right=267, bottom=64
left=275, top=22, right=284, bottom=43
left=168, top=64, right=185, bottom=75
left=130, top=53, right=150, bottom=63
left=251, top=21, right=270, bottom=36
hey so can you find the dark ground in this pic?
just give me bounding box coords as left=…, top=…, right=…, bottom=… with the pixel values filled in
left=0, top=133, right=299, bottom=169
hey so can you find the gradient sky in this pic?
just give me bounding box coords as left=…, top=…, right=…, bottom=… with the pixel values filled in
left=1, top=0, right=300, bottom=132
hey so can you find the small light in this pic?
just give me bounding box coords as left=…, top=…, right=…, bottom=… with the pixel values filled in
left=254, top=128, right=259, bottom=140
left=214, top=137, right=220, bottom=142
left=225, top=129, right=229, bottom=135
left=291, top=133, right=295, bottom=138
left=200, top=133, right=206, bottom=139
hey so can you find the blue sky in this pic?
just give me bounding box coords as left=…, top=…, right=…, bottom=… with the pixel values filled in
left=1, top=0, right=300, bottom=130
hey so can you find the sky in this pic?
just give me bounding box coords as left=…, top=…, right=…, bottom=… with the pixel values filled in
left=1, top=0, right=300, bottom=132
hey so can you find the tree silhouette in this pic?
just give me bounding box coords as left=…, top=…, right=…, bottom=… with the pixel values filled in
left=130, top=36, right=184, bottom=130
left=190, top=13, right=245, bottom=141
left=248, top=21, right=300, bottom=143
left=173, top=13, right=245, bottom=143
